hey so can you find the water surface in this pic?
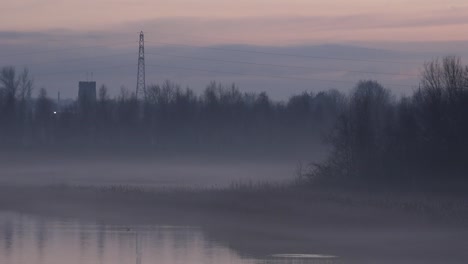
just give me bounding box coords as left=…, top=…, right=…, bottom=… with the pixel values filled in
left=0, top=211, right=337, bottom=264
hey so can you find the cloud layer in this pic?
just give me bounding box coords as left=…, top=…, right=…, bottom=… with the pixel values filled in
left=1, top=0, right=468, bottom=99
left=2, top=0, right=468, bottom=44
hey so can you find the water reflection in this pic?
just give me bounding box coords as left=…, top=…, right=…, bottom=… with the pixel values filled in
left=0, top=211, right=337, bottom=264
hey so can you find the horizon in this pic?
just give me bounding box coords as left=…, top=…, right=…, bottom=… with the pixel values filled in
left=1, top=1, right=468, bottom=99
left=4, top=39, right=466, bottom=100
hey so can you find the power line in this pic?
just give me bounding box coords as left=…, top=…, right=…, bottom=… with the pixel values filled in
left=30, top=61, right=416, bottom=88
left=146, top=63, right=416, bottom=88
left=0, top=41, right=136, bottom=59
left=145, top=40, right=423, bottom=65
left=1, top=37, right=423, bottom=77
left=147, top=51, right=419, bottom=78
left=10, top=49, right=418, bottom=79
left=33, top=64, right=136, bottom=77
left=28, top=62, right=417, bottom=90
left=1, top=35, right=421, bottom=88
left=11, top=52, right=137, bottom=68
left=143, top=30, right=423, bottom=61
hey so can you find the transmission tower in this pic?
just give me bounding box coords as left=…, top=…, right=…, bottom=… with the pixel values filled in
left=136, top=31, right=146, bottom=99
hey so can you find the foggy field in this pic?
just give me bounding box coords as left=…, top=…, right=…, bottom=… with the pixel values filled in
left=1, top=150, right=467, bottom=228
left=0, top=151, right=312, bottom=188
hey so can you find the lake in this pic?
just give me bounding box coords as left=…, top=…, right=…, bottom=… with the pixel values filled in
left=0, top=211, right=339, bottom=264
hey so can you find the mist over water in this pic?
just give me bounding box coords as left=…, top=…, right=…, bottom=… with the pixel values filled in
left=2, top=210, right=468, bottom=264
left=0, top=212, right=339, bottom=264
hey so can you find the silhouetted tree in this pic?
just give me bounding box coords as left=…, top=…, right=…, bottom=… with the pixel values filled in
left=34, top=88, right=54, bottom=144
left=312, top=56, right=468, bottom=190
left=0, top=66, right=34, bottom=146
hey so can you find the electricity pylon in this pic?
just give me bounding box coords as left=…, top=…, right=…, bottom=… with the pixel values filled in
left=136, top=31, right=146, bottom=100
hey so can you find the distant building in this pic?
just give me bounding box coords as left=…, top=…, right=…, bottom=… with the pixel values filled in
left=78, top=81, right=97, bottom=117
left=78, top=81, right=97, bottom=104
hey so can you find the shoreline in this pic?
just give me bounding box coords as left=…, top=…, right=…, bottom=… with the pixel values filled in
left=1, top=183, right=466, bottom=228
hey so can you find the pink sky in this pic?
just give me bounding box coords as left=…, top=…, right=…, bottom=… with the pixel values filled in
left=2, top=0, right=468, bottom=99
left=2, top=0, right=468, bottom=45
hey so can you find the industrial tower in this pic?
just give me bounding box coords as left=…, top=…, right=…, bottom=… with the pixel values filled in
left=136, top=31, right=146, bottom=99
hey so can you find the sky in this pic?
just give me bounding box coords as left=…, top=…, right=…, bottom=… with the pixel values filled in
left=2, top=0, right=468, bottom=44
left=1, top=0, right=468, bottom=99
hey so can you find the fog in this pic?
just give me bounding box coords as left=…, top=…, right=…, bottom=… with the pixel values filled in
left=0, top=153, right=307, bottom=188
left=1, top=48, right=468, bottom=263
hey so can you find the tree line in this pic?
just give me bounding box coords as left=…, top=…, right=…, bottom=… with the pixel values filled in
left=0, top=69, right=341, bottom=156
left=311, top=56, right=468, bottom=190
left=2, top=56, right=468, bottom=188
